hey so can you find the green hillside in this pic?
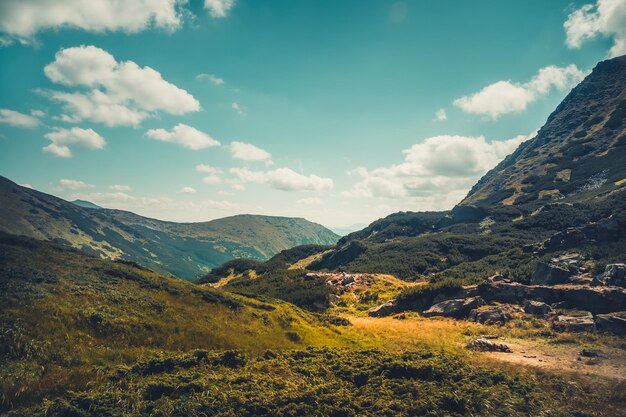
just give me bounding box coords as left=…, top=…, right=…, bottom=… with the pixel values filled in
left=0, top=177, right=339, bottom=280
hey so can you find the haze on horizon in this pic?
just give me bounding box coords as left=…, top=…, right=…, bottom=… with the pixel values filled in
left=0, top=0, right=624, bottom=232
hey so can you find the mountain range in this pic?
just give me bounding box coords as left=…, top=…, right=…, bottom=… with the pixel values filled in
left=0, top=176, right=339, bottom=280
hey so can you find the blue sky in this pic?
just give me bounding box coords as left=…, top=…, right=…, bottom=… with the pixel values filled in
left=0, top=0, right=623, bottom=232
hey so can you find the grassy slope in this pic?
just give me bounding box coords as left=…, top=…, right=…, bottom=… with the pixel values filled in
left=0, top=234, right=352, bottom=411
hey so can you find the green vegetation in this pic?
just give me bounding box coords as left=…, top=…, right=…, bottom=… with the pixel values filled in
left=0, top=234, right=351, bottom=412
left=12, top=347, right=611, bottom=417
left=226, top=269, right=333, bottom=311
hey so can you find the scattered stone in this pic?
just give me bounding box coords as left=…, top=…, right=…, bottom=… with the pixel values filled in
left=469, top=306, right=513, bottom=325
left=580, top=349, right=602, bottom=358
left=393, top=313, right=407, bottom=320
left=466, top=338, right=511, bottom=353
left=368, top=300, right=396, bottom=317
left=423, top=296, right=485, bottom=318
left=594, top=311, right=626, bottom=335
left=553, top=312, right=595, bottom=332
left=531, top=261, right=573, bottom=285
left=524, top=300, right=553, bottom=316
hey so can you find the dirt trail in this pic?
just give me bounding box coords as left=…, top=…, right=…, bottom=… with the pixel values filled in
left=350, top=316, right=626, bottom=382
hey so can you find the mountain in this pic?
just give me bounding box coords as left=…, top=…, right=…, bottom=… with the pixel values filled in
left=464, top=55, right=626, bottom=208
left=71, top=199, right=103, bottom=209
left=266, top=55, right=626, bottom=281
left=0, top=176, right=339, bottom=280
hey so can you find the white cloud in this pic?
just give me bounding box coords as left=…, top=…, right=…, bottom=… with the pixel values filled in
left=43, top=127, right=105, bottom=157
left=0, top=108, right=40, bottom=128
left=297, top=197, right=323, bottom=205
left=44, top=45, right=200, bottom=126
left=146, top=123, right=220, bottom=150
left=196, top=164, right=223, bottom=174
left=196, top=73, right=224, bottom=85
left=434, top=108, right=447, bottom=121
left=230, top=167, right=333, bottom=192
left=230, top=141, right=271, bottom=161
left=0, top=0, right=184, bottom=43
left=180, top=186, right=197, bottom=194
left=59, top=179, right=94, bottom=190
left=202, top=175, right=223, bottom=185
left=565, top=0, right=626, bottom=57
left=109, top=184, right=131, bottom=191
left=204, top=0, right=235, bottom=18
left=20, top=183, right=34, bottom=189
left=345, top=133, right=534, bottom=200
left=231, top=102, right=245, bottom=115
left=453, top=64, right=586, bottom=119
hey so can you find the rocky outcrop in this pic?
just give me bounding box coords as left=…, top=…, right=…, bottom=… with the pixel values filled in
left=531, top=261, right=572, bottom=285
left=368, top=300, right=397, bottom=317
left=469, top=306, right=513, bottom=325
left=479, top=282, right=626, bottom=314
left=466, top=338, right=511, bottom=352
left=594, top=311, right=626, bottom=335
left=523, top=300, right=553, bottom=316
left=593, top=263, right=626, bottom=287
left=553, top=312, right=595, bottom=332
left=423, top=296, right=485, bottom=318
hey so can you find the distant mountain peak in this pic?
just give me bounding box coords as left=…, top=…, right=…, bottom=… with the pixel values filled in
left=71, top=199, right=103, bottom=209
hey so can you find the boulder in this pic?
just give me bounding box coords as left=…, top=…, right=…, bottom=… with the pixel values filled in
left=531, top=261, right=572, bottom=285
left=553, top=312, right=595, bottom=332
left=423, top=296, right=485, bottom=318
left=595, top=217, right=620, bottom=242
left=466, top=338, right=511, bottom=353
left=469, top=306, right=513, bottom=325
left=523, top=300, right=553, bottom=316
left=593, top=263, right=626, bottom=287
left=368, top=300, right=396, bottom=317
left=594, top=312, right=626, bottom=335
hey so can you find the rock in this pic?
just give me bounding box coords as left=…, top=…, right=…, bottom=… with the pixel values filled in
left=435, top=215, right=454, bottom=229
left=469, top=306, right=513, bottom=325
left=553, top=312, right=595, bottom=332
left=531, top=261, right=572, bottom=285
left=423, top=296, right=485, bottom=318
left=368, top=300, right=396, bottom=317
left=392, top=313, right=407, bottom=320
left=480, top=282, right=626, bottom=314
left=523, top=300, right=553, bottom=316
left=580, top=349, right=602, bottom=357
left=594, top=311, right=626, bottom=335
left=466, top=338, right=511, bottom=353
left=593, top=263, right=626, bottom=287
left=451, top=205, right=487, bottom=223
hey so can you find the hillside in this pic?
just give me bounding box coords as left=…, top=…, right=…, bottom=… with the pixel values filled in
left=0, top=233, right=353, bottom=412
left=0, top=177, right=339, bottom=280
left=247, top=55, right=626, bottom=281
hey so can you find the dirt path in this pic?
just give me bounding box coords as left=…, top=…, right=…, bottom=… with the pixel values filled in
left=349, top=316, right=626, bottom=382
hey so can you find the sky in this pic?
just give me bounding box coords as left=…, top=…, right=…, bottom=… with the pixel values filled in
left=0, top=0, right=624, bottom=233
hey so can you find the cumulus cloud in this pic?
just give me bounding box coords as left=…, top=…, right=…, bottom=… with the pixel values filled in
left=434, top=108, right=447, bottom=121
left=230, top=167, right=334, bottom=192
left=0, top=108, right=40, bottom=128
left=204, top=0, right=235, bottom=18
left=180, top=186, right=197, bottom=194
left=109, top=184, right=131, bottom=191
left=230, top=141, right=272, bottom=161
left=44, top=45, right=200, bottom=126
left=565, top=0, right=626, bottom=57
left=453, top=65, right=586, bottom=119
left=146, top=123, right=220, bottom=150
left=345, top=133, right=534, bottom=201
left=196, top=164, right=223, bottom=174
left=0, top=0, right=184, bottom=44
left=43, top=127, right=105, bottom=157
left=231, top=102, right=245, bottom=115
left=196, top=73, right=224, bottom=85
left=59, top=178, right=94, bottom=189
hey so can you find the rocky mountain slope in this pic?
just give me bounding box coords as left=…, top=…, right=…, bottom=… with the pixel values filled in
left=241, top=55, right=626, bottom=281
left=0, top=176, right=339, bottom=279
